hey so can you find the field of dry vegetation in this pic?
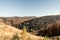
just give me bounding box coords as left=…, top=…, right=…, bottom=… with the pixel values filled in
left=0, top=22, right=60, bottom=40
left=0, top=14, right=60, bottom=40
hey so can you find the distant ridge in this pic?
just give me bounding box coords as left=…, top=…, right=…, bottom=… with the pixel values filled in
left=0, top=16, right=37, bottom=26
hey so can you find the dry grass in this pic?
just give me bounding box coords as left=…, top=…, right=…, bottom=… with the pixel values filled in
left=0, top=22, right=22, bottom=40
left=0, top=22, right=59, bottom=40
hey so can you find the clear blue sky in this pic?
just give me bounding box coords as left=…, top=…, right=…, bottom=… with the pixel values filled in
left=0, top=0, right=60, bottom=17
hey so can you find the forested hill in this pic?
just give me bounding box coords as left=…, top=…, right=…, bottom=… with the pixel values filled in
left=18, top=15, right=60, bottom=35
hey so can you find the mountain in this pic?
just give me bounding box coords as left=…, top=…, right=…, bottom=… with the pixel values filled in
left=1, top=15, right=60, bottom=37
left=17, top=15, right=60, bottom=36
left=0, top=15, right=60, bottom=40
left=0, top=16, right=36, bottom=27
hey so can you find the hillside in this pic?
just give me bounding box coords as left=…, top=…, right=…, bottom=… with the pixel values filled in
left=17, top=15, right=60, bottom=36
left=0, top=22, right=22, bottom=40
left=1, top=15, right=60, bottom=37
left=0, top=22, right=52, bottom=40
left=0, top=16, right=36, bottom=27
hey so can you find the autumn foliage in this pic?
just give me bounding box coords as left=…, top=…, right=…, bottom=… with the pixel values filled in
left=47, top=21, right=60, bottom=37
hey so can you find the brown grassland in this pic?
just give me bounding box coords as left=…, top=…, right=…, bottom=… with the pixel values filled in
left=0, top=22, right=60, bottom=40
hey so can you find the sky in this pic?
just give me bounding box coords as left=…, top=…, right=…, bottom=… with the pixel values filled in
left=0, top=0, right=60, bottom=17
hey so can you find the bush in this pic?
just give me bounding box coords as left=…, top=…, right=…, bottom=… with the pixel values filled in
left=11, top=33, right=20, bottom=40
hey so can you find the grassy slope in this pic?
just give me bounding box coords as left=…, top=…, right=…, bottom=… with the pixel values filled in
left=0, top=22, right=60, bottom=40
left=0, top=22, right=53, bottom=40
left=0, top=22, right=22, bottom=40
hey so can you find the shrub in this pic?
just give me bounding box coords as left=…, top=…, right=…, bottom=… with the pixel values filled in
left=11, top=33, right=20, bottom=40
